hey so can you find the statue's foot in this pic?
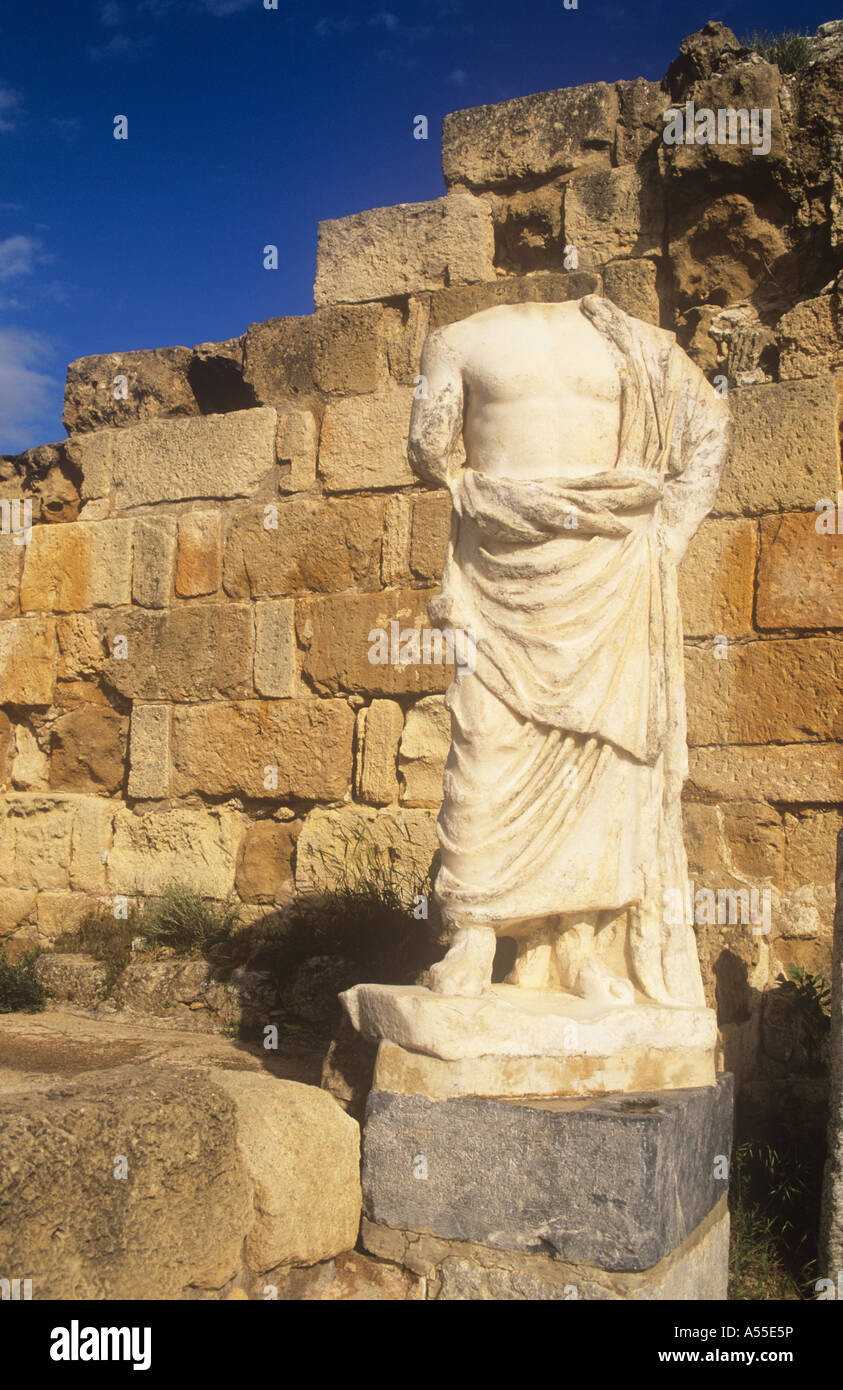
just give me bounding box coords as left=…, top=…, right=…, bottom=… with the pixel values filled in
left=505, top=939, right=558, bottom=989
left=574, top=959, right=634, bottom=1008
left=429, top=926, right=496, bottom=998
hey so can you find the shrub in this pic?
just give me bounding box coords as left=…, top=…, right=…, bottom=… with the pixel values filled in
left=0, top=948, right=45, bottom=1013
left=741, top=28, right=813, bottom=73
left=139, top=884, right=239, bottom=960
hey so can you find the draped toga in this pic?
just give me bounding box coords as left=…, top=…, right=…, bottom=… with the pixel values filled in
left=429, top=296, right=732, bottom=1009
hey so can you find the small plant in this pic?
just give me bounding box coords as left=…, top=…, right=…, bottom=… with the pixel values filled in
left=0, top=948, right=45, bottom=1013
left=139, top=885, right=239, bottom=960
left=741, top=28, right=813, bottom=73
left=53, top=906, right=139, bottom=991
left=729, top=1139, right=822, bottom=1299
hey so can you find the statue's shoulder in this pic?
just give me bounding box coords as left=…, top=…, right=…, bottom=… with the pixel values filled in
left=581, top=293, right=678, bottom=353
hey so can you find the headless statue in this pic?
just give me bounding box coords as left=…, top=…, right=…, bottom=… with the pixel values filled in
left=407, top=296, right=731, bottom=1007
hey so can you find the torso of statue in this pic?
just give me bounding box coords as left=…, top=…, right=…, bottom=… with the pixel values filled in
left=443, top=302, right=623, bottom=482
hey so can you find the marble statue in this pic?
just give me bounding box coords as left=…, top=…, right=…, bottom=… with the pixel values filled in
left=341, top=296, right=731, bottom=1097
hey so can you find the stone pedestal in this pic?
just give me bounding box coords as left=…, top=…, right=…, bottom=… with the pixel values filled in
left=359, top=1077, right=733, bottom=1300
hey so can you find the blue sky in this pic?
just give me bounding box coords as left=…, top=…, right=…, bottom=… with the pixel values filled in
left=0, top=0, right=833, bottom=451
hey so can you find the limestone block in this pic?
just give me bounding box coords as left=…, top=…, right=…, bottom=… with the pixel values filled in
left=210, top=1071, right=361, bottom=1271
left=56, top=613, right=105, bottom=679
left=684, top=800, right=784, bottom=890
left=0, top=709, right=11, bottom=787
left=11, top=726, right=49, bottom=790
left=20, top=520, right=133, bottom=612
left=254, top=599, right=296, bottom=698
left=687, top=744, right=843, bottom=802
left=33, top=952, right=109, bottom=1005
left=715, top=380, right=841, bottom=516
left=778, top=291, right=843, bottom=380
left=175, top=510, right=222, bottom=597
left=0, top=616, right=57, bottom=704
left=223, top=497, right=384, bottom=598
left=50, top=705, right=127, bottom=794
left=757, top=512, right=843, bottom=630
left=276, top=409, right=318, bottom=493
left=410, top=493, right=451, bottom=582
left=314, top=192, right=495, bottom=306
left=0, top=889, right=37, bottom=937
left=384, top=298, right=430, bottom=386
left=442, top=83, right=619, bottom=189
left=668, top=195, right=789, bottom=310
left=661, top=61, right=786, bottom=175
left=6, top=794, right=78, bottom=891
left=399, top=696, right=450, bottom=806
left=256, top=1249, right=422, bottom=1301
left=362, top=1200, right=730, bottom=1300
left=171, top=700, right=354, bottom=801
left=614, top=77, right=666, bottom=164
left=127, top=704, right=171, bottom=800
left=296, top=589, right=451, bottom=697
left=563, top=165, right=663, bottom=268
left=296, top=806, right=437, bottom=896
left=603, top=259, right=660, bottom=325
left=64, top=429, right=114, bottom=501
left=235, top=819, right=300, bottom=904
left=99, top=604, right=254, bottom=701
left=0, top=535, right=23, bottom=619
left=427, top=270, right=601, bottom=330
left=382, top=496, right=412, bottom=587
left=132, top=516, right=177, bottom=608
left=69, top=796, right=115, bottom=893
left=360, top=1078, right=732, bottom=1270
left=242, top=315, right=315, bottom=403
left=356, top=700, right=404, bottom=805
left=108, top=804, right=244, bottom=898
left=775, top=810, right=842, bottom=941
left=63, top=345, right=198, bottom=434
left=311, top=304, right=390, bottom=394
left=36, top=892, right=98, bottom=938
left=678, top=518, right=756, bottom=637
left=820, top=827, right=843, bottom=1278
left=686, top=639, right=842, bottom=745
left=110, top=408, right=277, bottom=509
left=319, top=381, right=415, bottom=491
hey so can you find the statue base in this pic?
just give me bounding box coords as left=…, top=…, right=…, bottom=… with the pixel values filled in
left=341, top=983, right=716, bottom=1099
left=359, top=1077, right=733, bottom=1300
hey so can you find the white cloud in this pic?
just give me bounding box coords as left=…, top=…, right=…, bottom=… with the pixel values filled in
left=0, top=329, right=59, bottom=452
left=99, top=1, right=127, bottom=25
left=88, top=31, right=153, bottom=60
left=0, top=83, right=20, bottom=133
left=447, top=68, right=467, bottom=84
left=0, top=235, right=42, bottom=281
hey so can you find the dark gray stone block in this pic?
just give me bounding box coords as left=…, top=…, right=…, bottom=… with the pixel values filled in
left=362, top=1076, right=733, bottom=1272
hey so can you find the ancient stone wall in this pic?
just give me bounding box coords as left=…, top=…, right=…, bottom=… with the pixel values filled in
left=1, top=21, right=842, bottom=1135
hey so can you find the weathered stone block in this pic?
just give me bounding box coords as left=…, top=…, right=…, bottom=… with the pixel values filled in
left=311, top=304, right=389, bottom=393
left=296, top=806, right=437, bottom=896
left=64, top=429, right=114, bottom=501
left=235, top=819, right=300, bottom=904
left=56, top=613, right=105, bottom=679
left=0, top=616, right=57, bottom=704
left=110, top=408, right=277, bottom=508
left=356, top=700, right=404, bottom=806
left=382, top=496, right=412, bottom=586
left=442, top=83, right=619, bottom=190
left=687, top=744, right=843, bottom=802
left=296, top=589, right=450, bottom=696
left=276, top=408, right=318, bottom=493
left=314, top=192, right=495, bottom=306
left=5, top=794, right=78, bottom=891
left=716, top=381, right=840, bottom=517
left=171, top=700, right=354, bottom=801
left=686, top=639, right=842, bottom=745
left=362, top=1078, right=733, bottom=1271
left=242, top=314, right=315, bottom=403
left=0, top=535, right=23, bottom=619
left=100, top=604, right=254, bottom=701
left=69, top=796, right=114, bottom=893
left=0, top=889, right=37, bottom=937
left=127, top=704, right=171, bottom=800
left=384, top=298, right=430, bottom=386
left=20, top=520, right=133, bottom=612
left=132, top=516, right=177, bottom=609
left=223, top=497, right=384, bottom=598
left=254, top=599, right=296, bottom=698
left=63, top=346, right=198, bottom=434
left=603, top=259, right=660, bottom=325
left=410, top=493, right=451, bottom=582
left=36, top=891, right=99, bottom=938
left=563, top=165, right=663, bottom=267
left=319, top=381, right=415, bottom=491
left=11, top=725, right=49, bottom=790
left=778, top=290, right=843, bottom=380
left=176, top=510, right=222, bottom=597
left=108, top=804, right=244, bottom=898
left=50, top=705, right=128, bottom=794
left=427, top=270, right=601, bottom=330
left=399, top=696, right=450, bottom=805
left=678, top=518, right=756, bottom=637
left=757, top=512, right=843, bottom=630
